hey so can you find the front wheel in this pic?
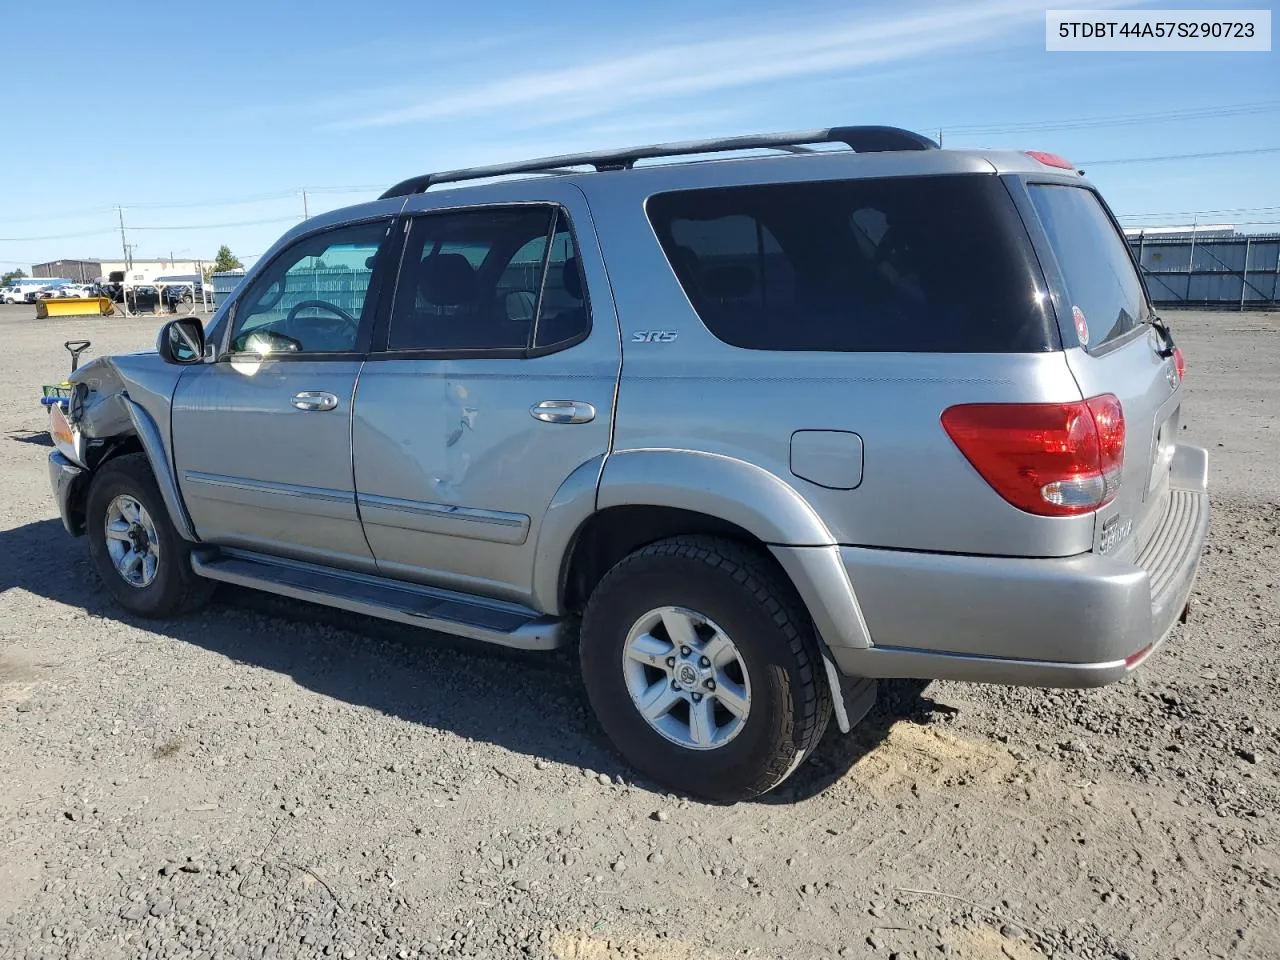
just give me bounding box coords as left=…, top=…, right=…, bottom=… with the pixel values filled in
left=86, top=453, right=214, bottom=618
left=580, top=536, right=831, bottom=802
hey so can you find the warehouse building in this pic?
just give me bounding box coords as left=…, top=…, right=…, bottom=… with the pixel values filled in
left=33, top=257, right=209, bottom=284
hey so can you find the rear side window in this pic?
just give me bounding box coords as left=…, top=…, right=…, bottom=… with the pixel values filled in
left=1027, top=184, right=1146, bottom=349
left=646, top=175, right=1055, bottom=353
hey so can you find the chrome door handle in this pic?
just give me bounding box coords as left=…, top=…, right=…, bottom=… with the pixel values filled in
left=530, top=400, right=596, bottom=424
left=292, top=391, right=339, bottom=412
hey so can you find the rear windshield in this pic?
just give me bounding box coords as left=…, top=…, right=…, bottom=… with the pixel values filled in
left=645, top=175, right=1056, bottom=353
left=1027, top=184, right=1146, bottom=349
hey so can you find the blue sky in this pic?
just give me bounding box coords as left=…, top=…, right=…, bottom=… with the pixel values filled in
left=0, top=0, right=1275, bottom=271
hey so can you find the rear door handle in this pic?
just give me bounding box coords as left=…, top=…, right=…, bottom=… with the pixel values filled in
left=530, top=400, right=596, bottom=424
left=292, top=391, right=339, bottom=412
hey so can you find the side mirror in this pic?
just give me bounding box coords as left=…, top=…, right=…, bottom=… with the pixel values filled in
left=157, top=317, right=206, bottom=365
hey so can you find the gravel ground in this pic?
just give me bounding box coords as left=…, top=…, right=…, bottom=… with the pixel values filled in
left=0, top=303, right=1276, bottom=960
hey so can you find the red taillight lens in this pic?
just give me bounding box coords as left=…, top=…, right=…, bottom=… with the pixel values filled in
left=940, top=395, right=1125, bottom=517
left=1173, top=346, right=1185, bottom=381
left=1025, top=150, right=1076, bottom=170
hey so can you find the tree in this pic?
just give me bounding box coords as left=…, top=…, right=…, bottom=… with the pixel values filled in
left=1, top=268, right=27, bottom=286
left=212, top=245, right=243, bottom=273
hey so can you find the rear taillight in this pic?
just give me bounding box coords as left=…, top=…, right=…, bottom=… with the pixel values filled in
left=1173, top=346, right=1185, bottom=381
left=940, top=395, right=1125, bottom=517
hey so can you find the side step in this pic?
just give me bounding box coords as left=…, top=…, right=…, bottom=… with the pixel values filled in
left=190, top=550, right=566, bottom=651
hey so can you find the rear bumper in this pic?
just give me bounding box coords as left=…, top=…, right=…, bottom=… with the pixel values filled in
left=48, top=450, right=87, bottom=536
left=826, top=444, right=1210, bottom=688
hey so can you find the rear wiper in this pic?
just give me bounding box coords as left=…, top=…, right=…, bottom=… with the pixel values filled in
left=1149, top=313, right=1176, bottom=358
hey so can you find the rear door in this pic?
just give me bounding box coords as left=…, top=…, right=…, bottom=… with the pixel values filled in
left=1017, top=180, right=1182, bottom=559
left=351, top=194, right=618, bottom=607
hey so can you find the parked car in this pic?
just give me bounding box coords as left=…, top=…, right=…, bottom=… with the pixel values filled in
left=44, top=126, right=1210, bottom=801
left=124, top=286, right=161, bottom=311
left=157, top=274, right=204, bottom=306
left=9, top=278, right=72, bottom=303
left=37, top=285, right=72, bottom=299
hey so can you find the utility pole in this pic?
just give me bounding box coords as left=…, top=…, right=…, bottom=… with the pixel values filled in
left=937, top=128, right=943, bottom=147
left=301, top=190, right=310, bottom=219
left=117, top=205, right=130, bottom=269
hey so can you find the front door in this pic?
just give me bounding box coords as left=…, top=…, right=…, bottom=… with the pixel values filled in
left=172, top=218, right=396, bottom=570
left=352, top=197, right=618, bottom=606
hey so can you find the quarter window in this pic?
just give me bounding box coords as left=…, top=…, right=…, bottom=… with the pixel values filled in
left=646, top=176, right=1055, bottom=353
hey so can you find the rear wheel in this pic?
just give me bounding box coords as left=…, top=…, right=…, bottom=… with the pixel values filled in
left=86, top=454, right=214, bottom=618
left=580, top=536, right=831, bottom=802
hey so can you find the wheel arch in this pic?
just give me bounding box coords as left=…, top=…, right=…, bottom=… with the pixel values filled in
left=69, top=394, right=198, bottom=542
left=546, top=450, right=873, bottom=733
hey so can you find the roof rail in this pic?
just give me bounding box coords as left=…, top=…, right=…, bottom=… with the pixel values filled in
left=379, top=125, right=939, bottom=199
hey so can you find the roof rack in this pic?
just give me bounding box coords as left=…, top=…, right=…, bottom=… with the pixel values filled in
left=379, top=125, right=939, bottom=199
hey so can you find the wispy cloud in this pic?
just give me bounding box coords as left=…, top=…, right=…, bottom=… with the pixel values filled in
left=321, top=0, right=1121, bottom=132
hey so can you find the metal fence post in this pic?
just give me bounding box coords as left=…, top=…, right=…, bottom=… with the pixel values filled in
left=1240, top=238, right=1251, bottom=310
left=1187, top=223, right=1196, bottom=304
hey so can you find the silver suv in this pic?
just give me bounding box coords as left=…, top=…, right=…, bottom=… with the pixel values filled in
left=47, top=126, right=1210, bottom=801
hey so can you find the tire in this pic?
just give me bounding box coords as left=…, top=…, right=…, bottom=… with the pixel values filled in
left=580, top=536, right=831, bottom=802
left=86, top=453, right=214, bottom=618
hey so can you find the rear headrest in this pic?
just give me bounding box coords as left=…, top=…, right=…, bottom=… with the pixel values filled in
left=562, top=257, right=582, bottom=300
left=419, top=253, right=477, bottom=306
left=701, top=265, right=757, bottom=301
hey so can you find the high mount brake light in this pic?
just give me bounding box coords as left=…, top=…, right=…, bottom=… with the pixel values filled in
left=940, top=395, right=1125, bottom=517
left=1025, top=150, right=1076, bottom=170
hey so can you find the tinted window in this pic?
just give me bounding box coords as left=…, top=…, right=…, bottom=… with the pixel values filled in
left=1028, top=184, right=1146, bottom=349
left=646, top=175, right=1054, bottom=353
left=530, top=220, right=588, bottom=348
left=386, top=206, right=588, bottom=351
left=230, top=221, right=389, bottom=355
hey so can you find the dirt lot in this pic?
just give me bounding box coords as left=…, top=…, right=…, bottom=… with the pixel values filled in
left=0, top=303, right=1276, bottom=960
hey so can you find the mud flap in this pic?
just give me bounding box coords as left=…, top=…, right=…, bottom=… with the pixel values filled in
left=820, top=650, right=877, bottom=734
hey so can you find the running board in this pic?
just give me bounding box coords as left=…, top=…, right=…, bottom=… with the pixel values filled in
left=190, top=551, right=566, bottom=651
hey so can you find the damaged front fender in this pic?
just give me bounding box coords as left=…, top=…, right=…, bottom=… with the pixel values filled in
left=60, top=353, right=199, bottom=543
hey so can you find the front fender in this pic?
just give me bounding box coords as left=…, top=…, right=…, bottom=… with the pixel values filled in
left=71, top=354, right=198, bottom=543
left=595, top=449, right=872, bottom=651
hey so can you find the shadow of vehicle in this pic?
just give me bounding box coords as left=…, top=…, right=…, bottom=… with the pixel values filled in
left=0, top=514, right=944, bottom=803
left=5, top=430, right=53, bottom=447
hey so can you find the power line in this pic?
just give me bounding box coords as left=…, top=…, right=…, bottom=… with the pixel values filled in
left=118, top=189, right=302, bottom=209
left=1116, top=205, right=1280, bottom=220
left=1079, top=146, right=1280, bottom=166
left=0, top=228, right=118, bottom=242
left=0, top=207, right=116, bottom=226
left=939, top=99, right=1280, bottom=137
left=128, top=216, right=303, bottom=232
left=0, top=186, right=382, bottom=228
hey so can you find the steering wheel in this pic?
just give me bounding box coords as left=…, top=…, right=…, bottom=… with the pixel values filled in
left=285, top=299, right=358, bottom=328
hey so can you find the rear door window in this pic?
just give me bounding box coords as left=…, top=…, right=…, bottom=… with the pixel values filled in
left=1027, top=184, right=1147, bottom=349
left=645, top=175, right=1055, bottom=353
left=384, top=206, right=588, bottom=352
